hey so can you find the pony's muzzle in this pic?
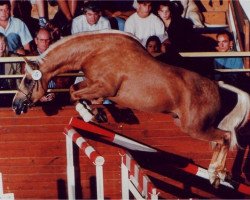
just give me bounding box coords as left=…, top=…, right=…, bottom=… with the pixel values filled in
left=12, top=98, right=29, bottom=115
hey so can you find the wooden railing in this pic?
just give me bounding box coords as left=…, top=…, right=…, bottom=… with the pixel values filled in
left=1, top=50, right=250, bottom=95
left=228, top=0, right=250, bottom=68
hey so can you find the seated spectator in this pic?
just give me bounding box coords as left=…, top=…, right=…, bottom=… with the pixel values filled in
left=33, top=28, right=52, bottom=55
left=177, top=0, right=204, bottom=28
left=124, top=0, right=167, bottom=47
left=11, top=0, right=47, bottom=28
left=57, top=0, right=78, bottom=22
left=11, top=1, right=39, bottom=38
left=157, top=1, right=196, bottom=52
left=10, top=0, right=60, bottom=44
left=71, top=2, right=111, bottom=85
left=31, top=28, right=71, bottom=112
left=51, top=0, right=83, bottom=36
left=99, top=1, right=135, bottom=31
left=32, top=28, right=56, bottom=102
left=0, top=33, right=23, bottom=106
left=146, top=35, right=162, bottom=56
left=156, top=1, right=215, bottom=76
left=0, top=1, right=33, bottom=54
left=0, top=32, right=22, bottom=87
left=71, top=1, right=111, bottom=34
left=214, top=30, right=244, bottom=85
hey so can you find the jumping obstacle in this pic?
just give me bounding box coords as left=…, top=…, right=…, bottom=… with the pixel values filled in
left=0, top=173, right=14, bottom=199
left=64, top=126, right=105, bottom=200
left=120, top=150, right=159, bottom=200
left=64, top=123, right=159, bottom=200
left=68, top=117, right=250, bottom=197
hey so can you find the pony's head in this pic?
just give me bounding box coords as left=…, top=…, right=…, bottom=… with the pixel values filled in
left=12, top=58, right=46, bottom=114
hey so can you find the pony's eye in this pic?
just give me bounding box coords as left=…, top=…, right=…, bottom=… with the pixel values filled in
left=24, top=78, right=33, bottom=86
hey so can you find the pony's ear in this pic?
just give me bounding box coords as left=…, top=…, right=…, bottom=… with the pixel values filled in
left=23, top=57, right=42, bottom=81
left=23, top=57, right=33, bottom=74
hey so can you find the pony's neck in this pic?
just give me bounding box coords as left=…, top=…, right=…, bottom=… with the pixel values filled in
left=38, top=38, right=94, bottom=78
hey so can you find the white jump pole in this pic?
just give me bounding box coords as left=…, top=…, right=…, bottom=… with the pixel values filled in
left=64, top=126, right=105, bottom=200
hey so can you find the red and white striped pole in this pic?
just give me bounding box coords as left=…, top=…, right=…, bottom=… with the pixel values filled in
left=64, top=126, right=105, bottom=200
left=181, top=163, right=250, bottom=195
left=69, top=117, right=156, bottom=152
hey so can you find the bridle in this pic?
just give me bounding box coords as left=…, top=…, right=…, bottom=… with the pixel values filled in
left=17, top=78, right=40, bottom=106
left=17, top=60, right=43, bottom=107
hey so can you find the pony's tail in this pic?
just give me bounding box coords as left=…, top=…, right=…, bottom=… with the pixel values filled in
left=217, top=81, right=250, bottom=149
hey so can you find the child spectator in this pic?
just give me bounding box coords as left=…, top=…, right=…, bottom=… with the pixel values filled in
left=146, top=35, right=162, bottom=56
left=0, top=33, right=23, bottom=106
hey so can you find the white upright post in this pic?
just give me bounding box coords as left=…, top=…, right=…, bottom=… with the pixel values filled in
left=0, top=173, right=15, bottom=199
left=0, top=173, right=3, bottom=195
left=96, top=165, right=104, bottom=200
left=66, top=135, right=76, bottom=200
left=121, top=157, right=129, bottom=199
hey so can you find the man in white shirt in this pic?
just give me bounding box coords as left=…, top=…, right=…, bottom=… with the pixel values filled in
left=71, top=1, right=111, bottom=34
left=0, top=1, right=32, bottom=53
left=125, top=0, right=167, bottom=47
left=72, top=2, right=111, bottom=84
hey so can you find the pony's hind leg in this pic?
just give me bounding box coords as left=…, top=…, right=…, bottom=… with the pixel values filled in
left=208, top=142, right=229, bottom=188
left=184, top=124, right=231, bottom=187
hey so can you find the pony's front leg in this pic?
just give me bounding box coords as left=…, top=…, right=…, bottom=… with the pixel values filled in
left=70, top=81, right=108, bottom=122
left=75, top=101, right=94, bottom=122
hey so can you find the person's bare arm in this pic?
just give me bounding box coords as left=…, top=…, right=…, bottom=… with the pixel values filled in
left=23, top=43, right=31, bottom=53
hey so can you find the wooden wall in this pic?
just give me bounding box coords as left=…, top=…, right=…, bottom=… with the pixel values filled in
left=0, top=105, right=249, bottom=199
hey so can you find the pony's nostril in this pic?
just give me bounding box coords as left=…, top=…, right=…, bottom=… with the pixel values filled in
left=12, top=102, right=17, bottom=111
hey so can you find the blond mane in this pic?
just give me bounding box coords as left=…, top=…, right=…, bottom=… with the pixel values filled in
left=37, top=30, right=140, bottom=63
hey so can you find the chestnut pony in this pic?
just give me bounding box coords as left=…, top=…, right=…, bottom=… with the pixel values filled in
left=12, top=30, right=250, bottom=187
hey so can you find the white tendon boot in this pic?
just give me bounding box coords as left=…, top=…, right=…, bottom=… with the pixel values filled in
left=75, top=101, right=94, bottom=122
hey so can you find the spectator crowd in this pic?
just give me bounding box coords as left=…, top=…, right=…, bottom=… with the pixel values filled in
left=0, top=0, right=247, bottom=107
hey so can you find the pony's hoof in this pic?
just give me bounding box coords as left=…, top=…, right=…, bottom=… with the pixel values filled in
left=75, top=103, right=94, bottom=122
left=95, top=108, right=108, bottom=123
left=224, top=172, right=232, bottom=182
left=212, top=177, right=220, bottom=189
